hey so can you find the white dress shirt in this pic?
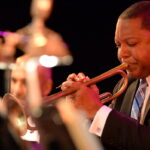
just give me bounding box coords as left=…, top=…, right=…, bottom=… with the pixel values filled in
left=21, top=117, right=40, bottom=142
left=89, top=76, right=150, bottom=136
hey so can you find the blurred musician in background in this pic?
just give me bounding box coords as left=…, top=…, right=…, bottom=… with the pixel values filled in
left=60, top=1, right=150, bottom=150
left=0, top=54, right=76, bottom=150
left=10, top=54, right=53, bottom=105
left=7, top=55, right=80, bottom=150
left=10, top=54, right=53, bottom=142
left=0, top=0, right=74, bottom=149
left=0, top=0, right=71, bottom=61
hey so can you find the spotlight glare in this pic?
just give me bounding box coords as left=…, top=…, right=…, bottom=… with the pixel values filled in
left=39, top=55, right=59, bottom=68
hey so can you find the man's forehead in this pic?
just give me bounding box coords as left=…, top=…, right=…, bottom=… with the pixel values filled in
left=115, top=18, right=144, bottom=40
left=12, top=63, right=26, bottom=73
left=11, top=65, right=26, bottom=78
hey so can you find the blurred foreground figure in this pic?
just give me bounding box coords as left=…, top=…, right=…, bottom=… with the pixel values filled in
left=61, top=1, right=150, bottom=150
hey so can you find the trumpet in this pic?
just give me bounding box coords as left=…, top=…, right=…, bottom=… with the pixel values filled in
left=2, top=93, right=36, bottom=136
left=2, top=63, right=128, bottom=142
left=43, top=63, right=128, bottom=105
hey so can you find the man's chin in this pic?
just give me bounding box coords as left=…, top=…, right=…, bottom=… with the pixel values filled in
left=127, top=70, right=148, bottom=79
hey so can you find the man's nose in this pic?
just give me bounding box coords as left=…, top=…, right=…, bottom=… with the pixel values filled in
left=118, top=45, right=131, bottom=61
left=14, top=83, right=24, bottom=96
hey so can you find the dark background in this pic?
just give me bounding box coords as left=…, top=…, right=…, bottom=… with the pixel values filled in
left=0, top=0, right=143, bottom=96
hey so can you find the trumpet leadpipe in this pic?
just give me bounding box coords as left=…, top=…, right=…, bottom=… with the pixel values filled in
left=43, top=63, right=128, bottom=105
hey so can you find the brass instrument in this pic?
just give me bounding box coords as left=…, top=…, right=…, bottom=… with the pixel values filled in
left=2, top=63, right=128, bottom=137
left=43, top=63, right=128, bottom=105
left=2, top=93, right=36, bottom=136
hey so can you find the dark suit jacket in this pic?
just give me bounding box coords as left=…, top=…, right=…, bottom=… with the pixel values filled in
left=101, top=78, right=150, bottom=150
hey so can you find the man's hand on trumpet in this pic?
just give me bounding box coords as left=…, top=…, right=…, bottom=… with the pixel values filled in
left=61, top=72, right=102, bottom=119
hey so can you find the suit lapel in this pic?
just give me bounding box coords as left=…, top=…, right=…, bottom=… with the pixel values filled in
left=141, top=96, right=150, bottom=124
left=120, top=79, right=139, bottom=115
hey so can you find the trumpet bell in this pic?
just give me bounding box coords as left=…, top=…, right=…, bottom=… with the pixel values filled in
left=2, top=93, right=27, bottom=136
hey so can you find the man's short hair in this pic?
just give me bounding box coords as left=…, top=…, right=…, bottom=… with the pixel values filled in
left=119, top=1, right=150, bottom=30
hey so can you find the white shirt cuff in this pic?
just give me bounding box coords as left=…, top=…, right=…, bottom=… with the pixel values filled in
left=89, top=105, right=112, bottom=136
left=21, top=129, right=40, bottom=142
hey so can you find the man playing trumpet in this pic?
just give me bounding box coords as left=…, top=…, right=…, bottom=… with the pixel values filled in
left=60, top=1, right=150, bottom=150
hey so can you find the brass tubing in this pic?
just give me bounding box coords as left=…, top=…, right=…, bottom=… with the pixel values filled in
left=2, top=63, right=128, bottom=138
left=43, top=63, right=128, bottom=105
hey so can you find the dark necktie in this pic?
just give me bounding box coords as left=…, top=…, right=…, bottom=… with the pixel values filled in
left=131, top=79, right=148, bottom=120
